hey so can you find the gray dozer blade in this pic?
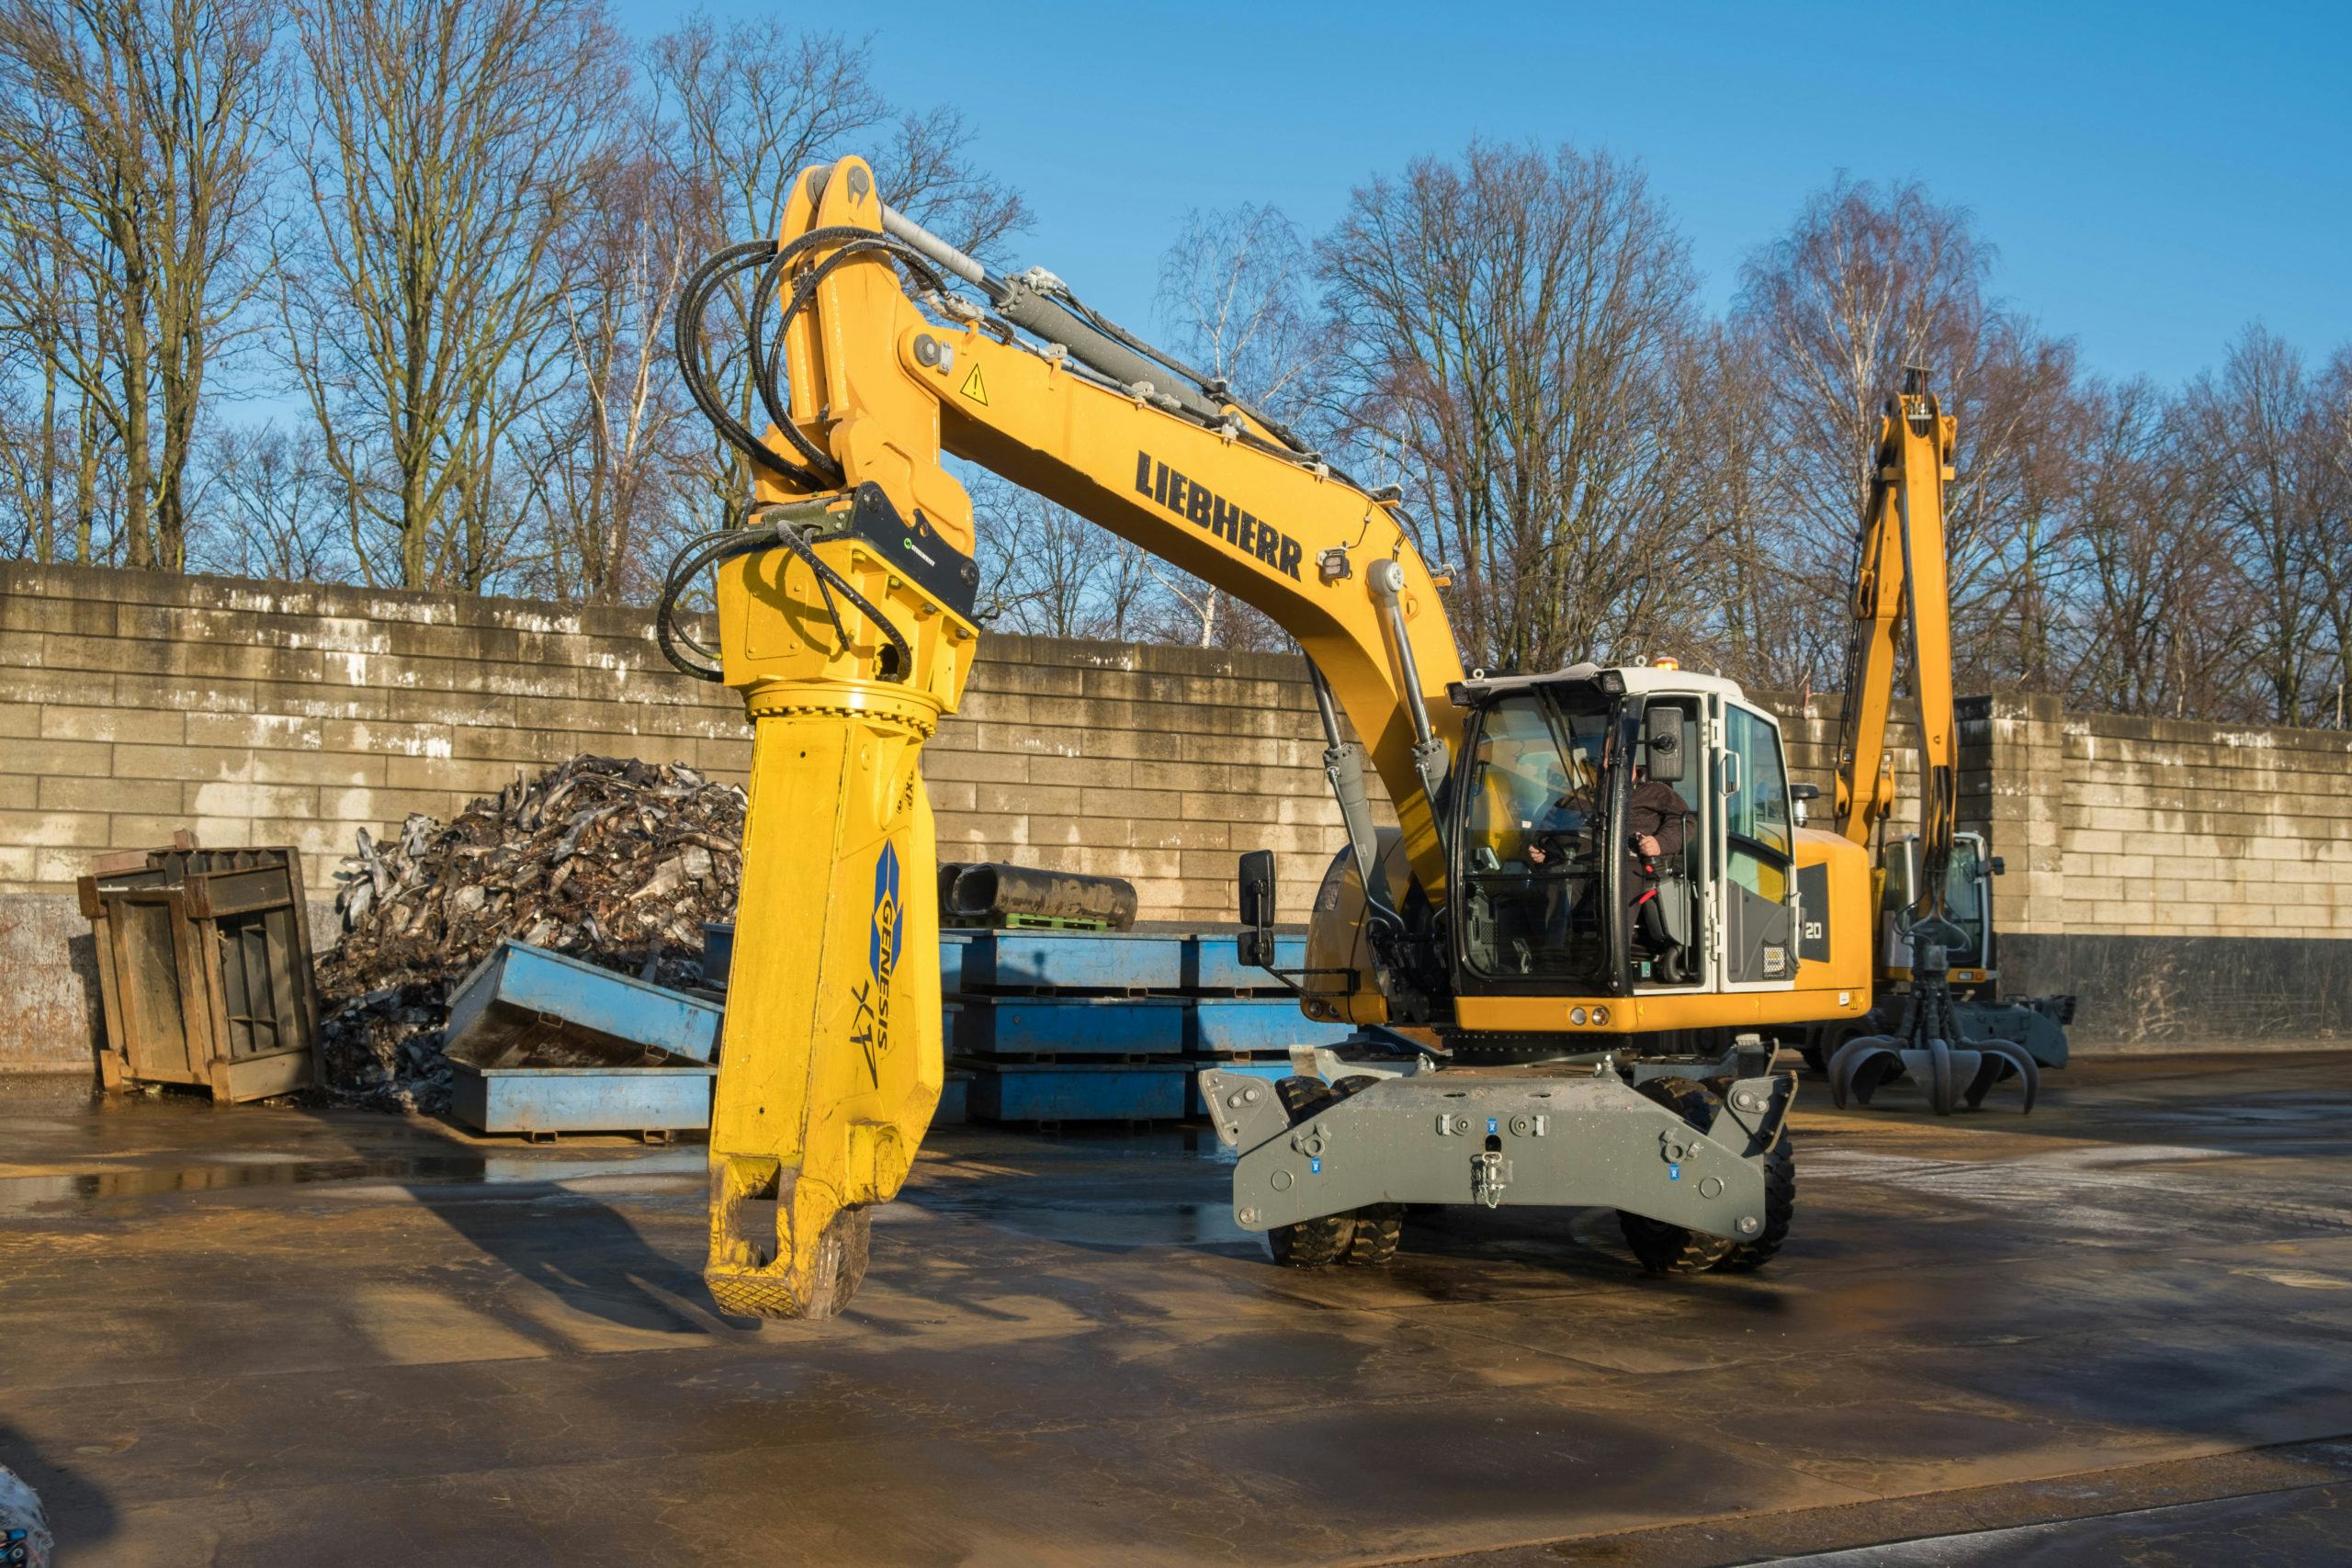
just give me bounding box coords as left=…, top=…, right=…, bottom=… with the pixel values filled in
left=1827, top=1032, right=2040, bottom=1115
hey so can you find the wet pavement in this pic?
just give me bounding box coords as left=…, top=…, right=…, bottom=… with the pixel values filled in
left=3, top=1051, right=2350, bottom=1565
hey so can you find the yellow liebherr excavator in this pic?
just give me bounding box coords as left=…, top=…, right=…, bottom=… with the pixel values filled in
left=661, top=156, right=2046, bottom=1320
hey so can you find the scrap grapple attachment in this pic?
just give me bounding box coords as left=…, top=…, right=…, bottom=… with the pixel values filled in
left=1826, top=916, right=2040, bottom=1115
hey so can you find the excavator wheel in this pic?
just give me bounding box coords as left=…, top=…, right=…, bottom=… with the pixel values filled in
left=1264, top=1077, right=1357, bottom=1268
left=1716, top=1126, right=1794, bottom=1272
left=1330, top=1077, right=1405, bottom=1266
left=1616, top=1077, right=1738, bottom=1275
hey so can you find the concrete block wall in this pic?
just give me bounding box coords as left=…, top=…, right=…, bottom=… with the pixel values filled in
left=5, top=561, right=2347, bottom=1066
left=0, top=564, right=1367, bottom=1067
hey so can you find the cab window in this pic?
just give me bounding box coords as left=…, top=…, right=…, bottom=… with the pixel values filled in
left=1458, top=693, right=1610, bottom=982
left=1724, top=705, right=1792, bottom=902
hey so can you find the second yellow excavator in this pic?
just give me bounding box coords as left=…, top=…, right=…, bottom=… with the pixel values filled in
left=656, top=156, right=2057, bottom=1320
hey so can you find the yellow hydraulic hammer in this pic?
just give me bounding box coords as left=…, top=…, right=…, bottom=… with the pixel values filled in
left=704, top=519, right=976, bottom=1318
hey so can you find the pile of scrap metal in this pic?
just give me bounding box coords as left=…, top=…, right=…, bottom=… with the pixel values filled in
left=317, top=754, right=745, bottom=1112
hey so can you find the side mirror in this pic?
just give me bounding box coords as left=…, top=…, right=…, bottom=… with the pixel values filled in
left=1987, top=855, right=2007, bottom=876
left=1237, top=850, right=1276, bottom=968
left=1641, top=711, right=1686, bottom=784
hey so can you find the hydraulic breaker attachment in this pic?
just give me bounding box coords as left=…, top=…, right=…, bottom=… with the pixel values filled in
left=1827, top=915, right=2040, bottom=1114
left=704, top=511, right=977, bottom=1319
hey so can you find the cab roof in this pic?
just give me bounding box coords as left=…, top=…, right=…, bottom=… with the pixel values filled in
left=1447, top=661, right=1750, bottom=707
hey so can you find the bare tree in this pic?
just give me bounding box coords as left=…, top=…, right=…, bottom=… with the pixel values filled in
left=1321, top=141, right=1724, bottom=671
left=520, top=149, right=703, bottom=603
left=969, top=475, right=1154, bottom=639
left=2177, top=326, right=2340, bottom=724
left=0, top=0, right=277, bottom=570
left=1732, top=176, right=2078, bottom=692
left=190, top=421, right=352, bottom=581
left=1146, top=203, right=1330, bottom=648
left=647, top=16, right=1027, bottom=524
left=275, top=0, right=623, bottom=590
left=2053, top=377, right=2250, bottom=717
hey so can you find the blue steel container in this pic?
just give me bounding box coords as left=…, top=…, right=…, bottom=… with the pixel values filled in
left=952, top=996, right=1189, bottom=1057
left=1189, top=998, right=1354, bottom=1056
left=964, top=1062, right=1191, bottom=1122
left=1183, top=933, right=1307, bottom=990
left=959, top=931, right=1185, bottom=992
left=445, top=942, right=725, bottom=1066
left=450, top=1063, right=717, bottom=1136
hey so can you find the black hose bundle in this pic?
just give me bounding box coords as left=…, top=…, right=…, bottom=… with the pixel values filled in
left=662, top=221, right=951, bottom=683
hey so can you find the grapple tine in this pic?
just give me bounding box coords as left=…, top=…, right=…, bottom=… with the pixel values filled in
left=1828, top=1035, right=1901, bottom=1109
left=1924, top=1037, right=1956, bottom=1115
left=1979, top=1040, right=2041, bottom=1113
left=1962, top=1049, right=2007, bottom=1110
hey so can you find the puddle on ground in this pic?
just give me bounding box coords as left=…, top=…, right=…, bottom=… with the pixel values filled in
left=906, top=1192, right=1252, bottom=1248
left=0, top=1148, right=705, bottom=1215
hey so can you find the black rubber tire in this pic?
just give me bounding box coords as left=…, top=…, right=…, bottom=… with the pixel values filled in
left=1340, top=1202, right=1404, bottom=1265
left=1616, top=1077, right=1738, bottom=1275
left=1716, top=1126, right=1794, bottom=1272
left=1265, top=1077, right=1355, bottom=1269
left=1329, top=1075, right=1406, bottom=1266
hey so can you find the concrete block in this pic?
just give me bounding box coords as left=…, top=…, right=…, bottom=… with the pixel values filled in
left=975, top=783, right=1083, bottom=818
left=935, top=810, right=1029, bottom=849
left=1134, top=760, right=1225, bottom=793
left=319, top=786, right=462, bottom=823
left=2, top=737, right=110, bottom=775
left=247, top=679, right=388, bottom=720
left=0, top=592, right=115, bottom=636
left=186, top=781, right=322, bottom=818
left=186, top=712, right=325, bottom=750
left=0, top=665, right=116, bottom=705
left=693, top=737, right=752, bottom=775
left=40, top=775, right=180, bottom=814
left=387, top=689, right=518, bottom=728
left=0, top=808, right=109, bottom=847
left=384, top=755, right=531, bottom=795
left=1086, top=787, right=1182, bottom=819
left=108, top=743, right=251, bottom=782
left=1126, top=818, right=1230, bottom=851
left=109, top=815, right=254, bottom=851
left=1028, top=755, right=1129, bottom=788
left=320, top=719, right=454, bottom=758
left=447, top=725, right=590, bottom=765
left=925, top=750, right=1029, bottom=784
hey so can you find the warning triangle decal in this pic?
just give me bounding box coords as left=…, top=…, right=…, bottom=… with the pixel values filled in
left=958, top=364, right=989, bottom=405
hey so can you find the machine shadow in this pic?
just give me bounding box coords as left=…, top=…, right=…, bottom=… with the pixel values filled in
left=268, top=1100, right=718, bottom=1339
left=401, top=1174, right=717, bottom=1338
left=0, top=1422, right=116, bottom=1561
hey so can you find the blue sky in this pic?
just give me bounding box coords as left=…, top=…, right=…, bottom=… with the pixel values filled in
left=618, top=0, right=2351, bottom=387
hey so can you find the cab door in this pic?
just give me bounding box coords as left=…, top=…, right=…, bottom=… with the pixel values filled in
left=1714, top=701, right=1797, bottom=989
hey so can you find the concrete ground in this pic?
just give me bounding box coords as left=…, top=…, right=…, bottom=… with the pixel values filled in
left=3, top=1052, right=2350, bottom=1567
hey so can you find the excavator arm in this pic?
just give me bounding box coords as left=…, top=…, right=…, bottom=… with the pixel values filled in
left=689, top=157, right=1464, bottom=1318
left=1830, top=367, right=1959, bottom=899
left=1818, top=372, right=2047, bottom=1114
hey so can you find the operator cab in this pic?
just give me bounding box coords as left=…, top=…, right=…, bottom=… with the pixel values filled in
left=1446, top=663, right=1800, bottom=1004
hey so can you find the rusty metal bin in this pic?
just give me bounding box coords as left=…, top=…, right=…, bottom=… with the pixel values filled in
left=79, top=845, right=322, bottom=1102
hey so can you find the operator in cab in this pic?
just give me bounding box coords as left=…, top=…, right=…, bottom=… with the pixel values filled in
left=1627, top=728, right=1694, bottom=982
